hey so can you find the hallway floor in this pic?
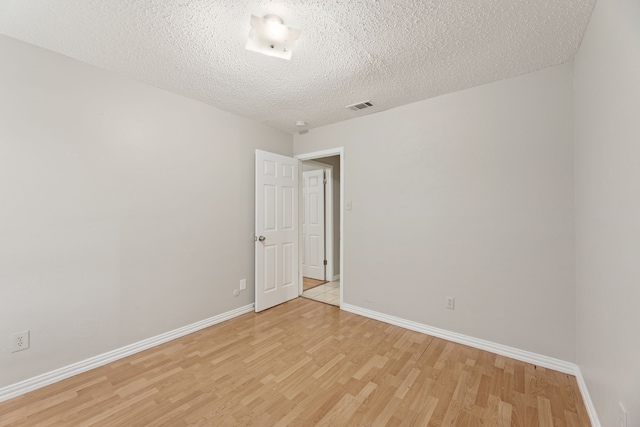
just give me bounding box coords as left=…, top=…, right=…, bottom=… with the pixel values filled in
left=301, top=280, right=340, bottom=306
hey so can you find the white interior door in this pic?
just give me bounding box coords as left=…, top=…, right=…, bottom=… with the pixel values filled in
left=255, top=150, right=299, bottom=312
left=302, top=170, right=325, bottom=280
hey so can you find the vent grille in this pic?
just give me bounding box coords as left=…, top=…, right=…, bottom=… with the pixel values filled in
left=346, top=101, right=374, bottom=111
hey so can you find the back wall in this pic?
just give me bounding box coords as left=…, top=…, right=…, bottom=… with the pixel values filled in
left=294, top=63, right=575, bottom=361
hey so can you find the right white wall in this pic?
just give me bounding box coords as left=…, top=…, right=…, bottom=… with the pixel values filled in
left=574, top=0, right=640, bottom=425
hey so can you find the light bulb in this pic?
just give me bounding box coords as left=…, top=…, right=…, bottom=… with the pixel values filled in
left=265, top=18, right=287, bottom=41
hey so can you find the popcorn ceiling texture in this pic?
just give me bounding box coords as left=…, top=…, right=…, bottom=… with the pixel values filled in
left=0, top=0, right=596, bottom=133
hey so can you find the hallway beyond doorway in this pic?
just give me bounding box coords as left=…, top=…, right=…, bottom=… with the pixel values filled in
left=301, top=280, right=340, bottom=306
left=303, top=277, right=327, bottom=291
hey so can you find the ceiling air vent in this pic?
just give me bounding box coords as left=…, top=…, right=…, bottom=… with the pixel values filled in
left=346, top=101, right=374, bottom=111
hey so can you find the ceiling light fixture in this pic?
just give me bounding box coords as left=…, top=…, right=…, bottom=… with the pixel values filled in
left=295, top=120, right=307, bottom=127
left=245, top=14, right=301, bottom=60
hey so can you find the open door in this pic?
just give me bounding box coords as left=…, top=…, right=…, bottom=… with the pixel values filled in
left=302, top=169, right=325, bottom=280
left=255, top=150, right=299, bottom=312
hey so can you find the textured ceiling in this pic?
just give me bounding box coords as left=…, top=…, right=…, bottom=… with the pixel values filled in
left=0, top=0, right=596, bottom=134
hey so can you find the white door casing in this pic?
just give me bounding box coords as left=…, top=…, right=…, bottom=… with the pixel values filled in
left=302, top=170, right=325, bottom=280
left=295, top=148, right=344, bottom=307
left=255, top=150, right=299, bottom=312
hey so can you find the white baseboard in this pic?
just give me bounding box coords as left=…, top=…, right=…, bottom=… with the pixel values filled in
left=341, top=303, right=600, bottom=427
left=332, top=274, right=340, bottom=282
left=574, top=367, right=602, bottom=427
left=0, top=303, right=255, bottom=403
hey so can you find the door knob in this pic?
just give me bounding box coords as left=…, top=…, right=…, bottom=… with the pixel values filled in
left=258, top=236, right=266, bottom=242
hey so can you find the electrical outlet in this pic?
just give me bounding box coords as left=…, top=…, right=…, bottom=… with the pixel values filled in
left=240, top=279, right=246, bottom=290
left=619, top=402, right=628, bottom=427
left=12, top=330, right=30, bottom=353
left=446, top=297, right=455, bottom=310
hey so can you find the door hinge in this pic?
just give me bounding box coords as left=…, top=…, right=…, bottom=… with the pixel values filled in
left=323, top=260, right=328, bottom=266
left=323, top=178, right=327, bottom=185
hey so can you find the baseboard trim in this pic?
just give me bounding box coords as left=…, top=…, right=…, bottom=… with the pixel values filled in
left=574, top=367, right=602, bottom=427
left=0, top=303, right=255, bottom=403
left=341, top=303, right=600, bottom=426
left=332, top=274, right=340, bottom=282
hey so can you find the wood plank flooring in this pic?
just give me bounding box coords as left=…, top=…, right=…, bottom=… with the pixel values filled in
left=303, top=277, right=327, bottom=291
left=0, top=298, right=591, bottom=426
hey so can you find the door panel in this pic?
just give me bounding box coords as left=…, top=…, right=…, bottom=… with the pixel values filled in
left=255, top=150, right=299, bottom=312
left=302, top=169, right=325, bottom=280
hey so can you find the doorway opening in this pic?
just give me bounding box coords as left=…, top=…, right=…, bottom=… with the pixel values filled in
left=295, top=148, right=343, bottom=307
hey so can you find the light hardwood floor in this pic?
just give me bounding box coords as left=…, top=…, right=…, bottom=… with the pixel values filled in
left=302, top=277, right=327, bottom=291
left=0, top=298, right=590, bottom=426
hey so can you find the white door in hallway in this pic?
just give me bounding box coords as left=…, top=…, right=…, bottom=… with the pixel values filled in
left=255, top=150, right=299, bottom=312
left=302, top=169, right=325, bottom=280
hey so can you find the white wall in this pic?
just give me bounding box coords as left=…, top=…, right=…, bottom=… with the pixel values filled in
left=574, top=0, right=640, bottom=424
left=0, top=35, right=292, bottom=388
left=294, top=63, right=576, bottom=361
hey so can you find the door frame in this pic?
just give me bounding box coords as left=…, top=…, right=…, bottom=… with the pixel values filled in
left=295, top=147, right=344, bottom=307
left=301, top=161, right=334, bottom=282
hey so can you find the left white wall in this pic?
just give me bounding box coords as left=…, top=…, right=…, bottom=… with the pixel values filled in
left=0, top=35, right=292, bottom=388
